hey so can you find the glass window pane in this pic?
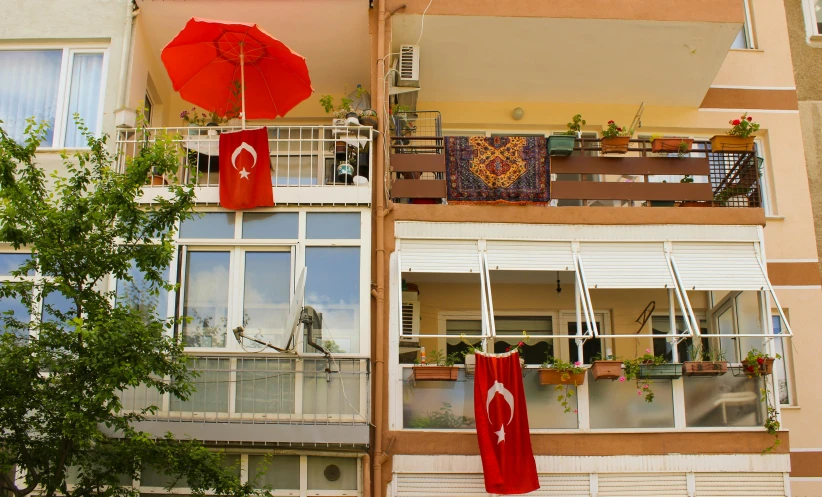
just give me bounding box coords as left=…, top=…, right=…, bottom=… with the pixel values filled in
left=302, top=359, right=361, bottom=418
left=170, top=357, right=230, bottom=414
left=403, top=368, right=475, bottom=429
left=42, top=290, right=74, bottom=323
left=305, top=247, right=360, bottom=353
left=817, top=0, right=822, bottom=33
left=306, top=213, right=360, bottom=239
left=0, top=50, right=62, bottom=145
left=242, top=212, right=298, bottom=239
left=64, top=53, right=103, bottom=147
left=523, top=367, right=579, bottom=429
left=116, top=262, right=170, bottom=320
left=772, top=316, right=790, bottom=404
left=248, top=455, right=299, bottom=490
left=568, top=322, right=602, bottom=364
left=736, top=291, right=763, bottom=356
left=731, top=28, right=748, bottom=49
left=182, top=252, right=229, bottom=348
left=684, top=374, right=764, bottom=427
left=306, top=456, right=357, bottom=491
left=241, top=252, right=291, bottom=349
left=717, top=306, right=737, bottom=362
left=179, top=213, right=235, bottom=239
left=588, top=369, right=675, bottom=429
left=141, top=453, right=238, bottom=488
left=235, top=358, right=295, bottom=415
left=0, top=253, right=32, bottom=276
left=0, top=290, right=30, bottom=336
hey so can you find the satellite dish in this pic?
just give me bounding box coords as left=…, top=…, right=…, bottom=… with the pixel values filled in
left=284, top=267, right=307, bottom=350
left=628, top=102, right=645, bottom=137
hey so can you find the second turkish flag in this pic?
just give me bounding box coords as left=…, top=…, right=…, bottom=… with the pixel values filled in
left=474, top=351, right=539, bottom=495
left=219, top=127, right=274, bottom=210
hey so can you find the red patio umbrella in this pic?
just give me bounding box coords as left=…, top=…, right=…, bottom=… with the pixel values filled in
left=161, top=18, right=313, bottom=126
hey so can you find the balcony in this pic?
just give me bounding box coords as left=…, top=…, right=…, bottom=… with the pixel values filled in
left=389, top=112, right=762, bottom=210
left=117, top=356, right=370, bottom=445
left=115, top=125, right=374, bottom=205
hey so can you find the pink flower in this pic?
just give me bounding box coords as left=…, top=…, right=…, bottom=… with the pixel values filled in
left=637, top=391, right=643, bottom=396
left=747, top=116, right=753, bottom=122
left=645, top=349, right=651, bottom=354
left=618, top=376, right=626, bottom=382
left=574, top=361, right=581, bottom=367
left=643, top=384, right=650, bottom=390
left=732, top=119, right=741, bottom=126
left=573, top=409, right=578, bottom=414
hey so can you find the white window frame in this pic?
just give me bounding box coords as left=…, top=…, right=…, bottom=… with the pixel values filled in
left=802, top=0, right=822, bottom=42
left=0, top=44, right=109, bottom=149
left=771, top=314, right=795, bottom=406
left=731, top=0, right=757, bottom=50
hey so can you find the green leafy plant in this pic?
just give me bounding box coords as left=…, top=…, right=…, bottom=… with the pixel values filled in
left=727, top=112, right=760, bottom=138
left=565, top=114, right=586, bottom=135
left=687, top=343, right=726, bottom=362
left=180, top=107, right=207, bottom=126
left=541, top=356, right=586, bottom=413
left=407, top=402, right=475, bottom=429
left=622, top=349, right=667, bottom=403
left=742, top=349, right=783, bottom=452
left=680, top=174, right=694, bottom=183
left=320, top=86, right=368, bottom=119
left=714, top=184, right=754, bottom=204
left=742, top=349, right=780, bottom=378
left=602, top=120, right=632, bottom=139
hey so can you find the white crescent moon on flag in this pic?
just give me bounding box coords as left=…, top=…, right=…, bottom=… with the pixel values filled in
left=486, top=381, right=515, bottom=426
left=231, top=142, right=257, bottom=170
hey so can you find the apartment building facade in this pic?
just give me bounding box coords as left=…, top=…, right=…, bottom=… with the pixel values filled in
left=1, top=0, right=373, bottom=495
left=369, top=0, right=822, bottom=496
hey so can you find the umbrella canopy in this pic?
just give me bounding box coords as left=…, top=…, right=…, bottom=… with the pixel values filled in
left=161, top=18, right=313, bottom=122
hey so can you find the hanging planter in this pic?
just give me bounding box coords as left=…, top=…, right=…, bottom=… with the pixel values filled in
left=741, top=357, right=775, bottom=376
left=591, top=360, right=623, bottom=380
left=412, top=366, right=459, bottom=381
left=710, top=135, right=755, bottom=152
left=683, top=361, right=729, bottom=377
left=547, top=135, right=577, bottom=156
left=600, top=136, right=631, bottom=154
left=651, top=137, right=694, bottom=154
left=538, top=369, right=586, bottom=386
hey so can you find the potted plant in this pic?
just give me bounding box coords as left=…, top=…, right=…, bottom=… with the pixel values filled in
left=538, top=356, right=586, bottom=413
left=412, top=349, right=460, bottom=381
left=741, top=348, right=779, bottom=377
left=713, top=184, right=754, bottom=206
left=320, top=86, right=369, bottom=125
left=600, top=120, right=632, bottom=154
left=591, top=353, right=623, bottom=380
left=649, top=134, right=694, bottom=156
left=682, top=344, right=728, bottom=377
left=622, top=349, right=680, bottom=403
left=711, top=113, right=759, bottom=152
left=547, top=114, right=585, bottom=156
left=360, top=109, right=378, bottom=128
left=180, top=108, right=207, bottom=135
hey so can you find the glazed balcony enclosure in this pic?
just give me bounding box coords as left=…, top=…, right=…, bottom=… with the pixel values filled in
left=116, top=125, right=374, bottom=205
left=389, top=225, right=792, bottom=434
left=389, top=112, right=763, bottom=209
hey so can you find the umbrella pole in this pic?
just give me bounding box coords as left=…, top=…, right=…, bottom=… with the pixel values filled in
left=240, top=43, right=246, bottom=129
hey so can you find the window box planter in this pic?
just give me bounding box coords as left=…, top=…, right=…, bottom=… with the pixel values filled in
left=591, top=360, right=623, bottom=380
left=710, top=135, right=755, bottom=152
left=741, top=357, right=775, bottom=376
left=464, top=354, right=476, bottom=377
left=547, top=135, right=577, bottom=156
left=600, top=136, right=630, bottom=154
left=682, top=361, right=729, bottom=377
left=412, top=366, right=458, bottom=381
left=637, top=363, right=683, bottom=379
left=651, top=138, right=694, bottom=153
left=538, top=368, right=586, bottom=386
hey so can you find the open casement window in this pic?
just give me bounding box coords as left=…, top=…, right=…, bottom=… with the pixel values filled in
left=669, top=241, right=792, bottom=345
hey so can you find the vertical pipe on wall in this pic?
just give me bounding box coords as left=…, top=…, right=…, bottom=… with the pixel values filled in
left=117, top=0, right=138, bottom=108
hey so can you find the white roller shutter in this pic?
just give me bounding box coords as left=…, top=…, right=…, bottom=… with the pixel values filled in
left=534, top=474, right=590, bottom=496
left=486, top=241, right=575, bottom=271
left=672, top=242, right=767, bottom=291
left=399, top=240, right=480, bottom=273
left=694, top=472, right=786, bottom=496
left=395, top=474, right=487, bottom=497
left=578, top=242, right=674, bottom=289
left=598, top=473, right=688, bottom=496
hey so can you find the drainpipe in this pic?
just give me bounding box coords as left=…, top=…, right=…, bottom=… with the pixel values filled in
left=362, top=453, right=371, bottom=497
left=117, top=0, right=140, bottom=108
left=372, top=0, right=389, bottom=494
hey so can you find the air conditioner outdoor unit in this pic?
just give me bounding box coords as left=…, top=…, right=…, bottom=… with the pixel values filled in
left=398, top=45, right=420, bottom=84
left=401, top=291, right=420, bottom=341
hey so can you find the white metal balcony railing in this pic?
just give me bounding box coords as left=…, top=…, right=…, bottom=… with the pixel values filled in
left=117, top=356, right=370, bottom=445
left=114, top=126, right=374, bottom=205
left=400, top=365, right=765, bottom=431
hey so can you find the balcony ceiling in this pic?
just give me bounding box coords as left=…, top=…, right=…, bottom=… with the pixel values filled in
left=135, top=0, right=370, bottom=114
left=391, top=15, right=742, bottom=107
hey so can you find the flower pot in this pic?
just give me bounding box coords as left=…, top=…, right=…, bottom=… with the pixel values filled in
left=600, top=136, right=631, bottom=154
left=710, top=135, right=755, bottom=152
left=187, top=123, right=201, bottom=136
left=651, top=138, right=694, bottom=153
left=538, top=369, right=586, bottom=386
left=412, top=366, right=459, bottom=381
left=591, top=360, right=623, bottom=380
left=637, top=363, right=683, bottom=379
left=464, top=354, right=476, bottom=376
left=148, top=174, right=167, bottom=186
left=682, top=361, right=729, bottom=377
left=741, top=357, right=775, bottom=376
left=335, top=141, right=347, bottom=154
left=546, top=135, right=577, bottom=156
left=360, top=116, right=378, bottom=128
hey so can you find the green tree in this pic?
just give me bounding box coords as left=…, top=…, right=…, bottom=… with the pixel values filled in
left=0, top=119, right=259, bottom=497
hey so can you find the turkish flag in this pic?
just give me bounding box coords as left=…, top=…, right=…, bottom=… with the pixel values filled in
left=474, top=351, right=539, bottom=495
left=219, top=127, right=274, bottom=210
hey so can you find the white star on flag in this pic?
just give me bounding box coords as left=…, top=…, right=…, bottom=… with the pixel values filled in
left=239, top=168, right=250, bottom=180
left=494, top=424, right=506, bottom=444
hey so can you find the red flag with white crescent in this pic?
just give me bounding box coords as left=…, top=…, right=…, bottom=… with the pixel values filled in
left=474, top=351, right=539, bottom=494
left=219, top=127, right=274, bottom=210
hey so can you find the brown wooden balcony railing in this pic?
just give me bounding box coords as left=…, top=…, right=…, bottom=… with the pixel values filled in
left=389, top=136, right=762, bottom=208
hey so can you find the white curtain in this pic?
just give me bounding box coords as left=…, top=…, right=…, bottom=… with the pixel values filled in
left=64, top=53, right=103, bottom=147
left=0, top=50, right=62, bottom=146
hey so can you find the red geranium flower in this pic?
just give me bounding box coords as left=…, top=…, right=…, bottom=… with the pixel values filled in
left=608, top=120, right=614, bottom=124
left=732, top=119, right=741, bottom=126
left=757, top=357, right=765, bottom=365
left=517, top=341, right=525, bottom=348
left=746, top=365, right=755, bottom=372
left=747, top=116, right=753, bottom=122
left=505, top=346, right=511, bottom=352
left=617, top=127, right=622, bottom=131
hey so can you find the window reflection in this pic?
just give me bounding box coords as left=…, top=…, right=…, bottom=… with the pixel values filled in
left=242, top=252, right=291, bottom=349
left=182, top=252, right=230, bottom=347
left=116, top=262, right=170, bottom=320
left=305, top=247, right=360, bottom=353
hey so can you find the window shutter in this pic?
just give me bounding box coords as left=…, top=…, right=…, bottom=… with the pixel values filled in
left=400, top=240, right=480, bottom=273
left=486, top=241, right=574, bottom=271
left=395, top=474, right=487, bottom=497
left=578, top=242, right=674, bottom=289
left=694, top=472, right=786, bottom=496
left=598, top=473, right=688, bottom=496
left=671, top=242, right=767, bottom=291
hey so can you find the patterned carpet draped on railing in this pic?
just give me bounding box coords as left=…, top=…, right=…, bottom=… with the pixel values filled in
left=444, top=136, right=550, bottom=204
